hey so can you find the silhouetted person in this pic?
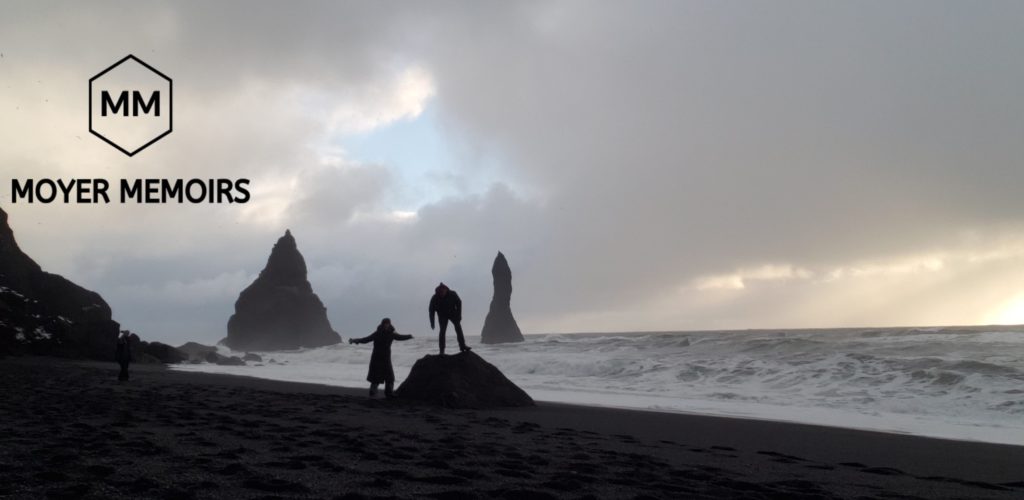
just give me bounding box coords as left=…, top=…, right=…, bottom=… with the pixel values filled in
left=349, top=318, right=413, bottom=398
left=429, top=282, right=470, bottom=354
left=115, top=331, right=132, bottom=381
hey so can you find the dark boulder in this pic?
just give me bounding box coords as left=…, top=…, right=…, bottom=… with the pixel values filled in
left=217, top=355, right=246, bottom=366
left=0, top=207, right=120, bottom=360
left=480, top=252, right=524, bottom=344
left=124, top=332, right=186, bottom=364
left=177, top=342, right=218, bottom=362
left=204, top=351, right=246, bottom=366
left=139, top=341, right=187, bottom=364
left=225, top=230, right=340, bottom=351
left=396, top=351, right=533, bottom=408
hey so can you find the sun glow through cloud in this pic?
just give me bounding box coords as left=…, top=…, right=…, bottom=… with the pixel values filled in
left=984, top=292, right=1024, bottom=325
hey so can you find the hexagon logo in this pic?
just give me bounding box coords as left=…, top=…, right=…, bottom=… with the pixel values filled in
left=89, top=55, right=172, bottom=157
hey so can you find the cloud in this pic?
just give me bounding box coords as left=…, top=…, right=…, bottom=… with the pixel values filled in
left=694, top=265, right=813, bottom=291
left=114, top=270, right=253, bottom=307
left=3, top=2, right=1024, bottom=344
left=288, top=160, right=394, bottom=225
left=821, top=255, right=945, bottom=282
left=326, top=66, right=436, bottom=134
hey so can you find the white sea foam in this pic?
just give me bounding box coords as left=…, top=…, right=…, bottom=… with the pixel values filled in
left=172, top=327, right=1024, bottom=446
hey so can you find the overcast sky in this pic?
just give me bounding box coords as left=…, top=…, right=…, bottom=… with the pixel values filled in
left=3, top=1, right=1024, bottom=345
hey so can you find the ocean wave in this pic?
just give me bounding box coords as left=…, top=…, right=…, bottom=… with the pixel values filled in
left=175, top=326, right=1024, bottom=445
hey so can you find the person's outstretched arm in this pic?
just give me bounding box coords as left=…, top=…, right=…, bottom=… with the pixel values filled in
left=349, top=333, right=375, bottom=344
left=393, top=332, right=413, bottom=341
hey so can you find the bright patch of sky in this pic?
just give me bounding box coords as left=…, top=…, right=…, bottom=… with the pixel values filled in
left=337, top=102, right=511, bottom=213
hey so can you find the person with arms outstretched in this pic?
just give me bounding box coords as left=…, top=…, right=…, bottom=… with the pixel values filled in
left=429, top=282, right=470, bottom=354
left=349, top=318, right=413, bottom=398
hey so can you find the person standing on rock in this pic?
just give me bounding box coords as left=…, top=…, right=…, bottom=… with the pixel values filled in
left=429, top=282, right=471, bottom=355
left=115, top=330, right=132, bottom=381
left=349, top=318, right=413, bottom=398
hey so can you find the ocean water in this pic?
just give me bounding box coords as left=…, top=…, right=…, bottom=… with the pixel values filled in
left=172, top=327, right=1024, bottom=446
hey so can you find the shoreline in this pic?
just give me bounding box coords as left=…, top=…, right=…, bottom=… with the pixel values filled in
left=3, top=356, right=1022, bottom=498
left=170, top=360, right=1024, bottom=448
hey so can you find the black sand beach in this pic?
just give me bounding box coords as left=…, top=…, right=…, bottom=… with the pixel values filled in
left=1, top=357, right=1022, bottom=499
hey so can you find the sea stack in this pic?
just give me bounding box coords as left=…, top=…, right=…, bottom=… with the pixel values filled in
left=0, top=207, right=120, bottom=359
left=480, top=251, right=524, bottom=344
left=225, top=230, right=340, bottom=351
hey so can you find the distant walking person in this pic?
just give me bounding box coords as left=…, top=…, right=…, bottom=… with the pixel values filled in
left=349, top=318, right=413, bottom=398
left=429, top=282, right=471, bottom=354
left=115, top=331, right=132, bottom=381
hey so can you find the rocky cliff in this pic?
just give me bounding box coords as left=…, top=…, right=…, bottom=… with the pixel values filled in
left=0, top=207, right=120, bottom=359
left=480, top=252, right=524, bottom=344
left=225, top=230, right=340, bottom=351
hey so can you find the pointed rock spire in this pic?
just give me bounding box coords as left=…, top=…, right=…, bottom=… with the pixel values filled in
left=481, top=251, right=524, bottom=344
left=225, top=230, right=340, bottom=351
left=256, top=229, right=310, bottom=290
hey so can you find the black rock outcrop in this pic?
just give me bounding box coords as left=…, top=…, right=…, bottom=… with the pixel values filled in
left=219, top=356, right=246, bottom=366
left=205, top=351, right=246, bottom=366
left=396, top=351, right=533, bottom=408
left=177, top=341, right=218, bottom=363
left=122, top=331, right=187, bottom=364
left=0, top=207, right=120, bottom=359
left=140, top=341, right=187, bottom=364
left=480, top=252, right=524, bottom=344
left=225, top=230, right=340, bottom=351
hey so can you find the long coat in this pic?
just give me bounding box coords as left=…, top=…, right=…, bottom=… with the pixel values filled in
left=115, top=336, right=132, bottom=365
left=352, top=326, right=412, bottom=383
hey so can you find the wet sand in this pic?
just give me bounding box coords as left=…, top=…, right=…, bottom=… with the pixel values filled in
left=1, top=357, right=1022, bottom=499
